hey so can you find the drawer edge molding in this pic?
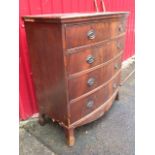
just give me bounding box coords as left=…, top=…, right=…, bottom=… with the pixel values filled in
left=69, top=51, right=123, bottom=79
left=69, top=89, right=118, bottom=128
left=65, top=33, right=125, bottom=54
left=70, top=69, right=121, bottom=104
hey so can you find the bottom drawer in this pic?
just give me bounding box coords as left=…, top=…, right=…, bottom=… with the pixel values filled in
left=70, top=72, right=121, bottom=123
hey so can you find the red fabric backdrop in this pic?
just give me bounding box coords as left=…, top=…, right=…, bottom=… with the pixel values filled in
left=19, top=0, right=135, bottom=120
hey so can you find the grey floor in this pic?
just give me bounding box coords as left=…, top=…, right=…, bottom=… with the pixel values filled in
left=20, top=63, right=135, bottom=155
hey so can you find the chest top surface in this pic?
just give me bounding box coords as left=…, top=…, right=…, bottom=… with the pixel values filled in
left=23, top=12, right=128, bottom=23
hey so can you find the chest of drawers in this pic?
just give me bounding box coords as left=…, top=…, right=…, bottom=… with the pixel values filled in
left=23, top=12, right=128, bottom=146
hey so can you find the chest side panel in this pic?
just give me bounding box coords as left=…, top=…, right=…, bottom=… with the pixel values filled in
left=24, top=22, right=68, bottom=125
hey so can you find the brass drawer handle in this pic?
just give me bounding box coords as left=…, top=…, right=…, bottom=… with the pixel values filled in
left=86, top=55, right=95, bottom=64
left=114, top=63, right=119, bottom=70
left=86, top=100, right=94, bottom=109
left=118, top=24, right=124, bottom=33
left=116, top=42, right=122, bottom=49
left=87, top=29, right=96, bottom=40
left=87, top=77, right=95, bottom=87
left=113, top=83, right=117, bottom=89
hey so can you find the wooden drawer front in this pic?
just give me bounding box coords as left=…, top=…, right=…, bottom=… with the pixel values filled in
left=65, top=19, right=126, bottom=49
left=69, top=56, right=122, bottom=100
left=70, top=73, right=120, bottom=123
left=68, top=36, right=125, bottom=74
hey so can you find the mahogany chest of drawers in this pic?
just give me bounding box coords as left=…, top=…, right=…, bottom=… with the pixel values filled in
left=23, top=12, right=128, bottom=146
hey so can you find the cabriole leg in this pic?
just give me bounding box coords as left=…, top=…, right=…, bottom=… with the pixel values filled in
left=38, top=113, right=47, bottom=126
left=64, top=128, right=75, bottom=146
left=115, top=91, right=120, bottom=101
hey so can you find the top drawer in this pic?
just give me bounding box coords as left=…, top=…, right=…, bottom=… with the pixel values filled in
left=65, top=19, right=126, bottom=49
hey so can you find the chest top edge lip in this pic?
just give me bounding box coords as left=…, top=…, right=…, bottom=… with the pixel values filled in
left=22, top=12, right=129, bottom=24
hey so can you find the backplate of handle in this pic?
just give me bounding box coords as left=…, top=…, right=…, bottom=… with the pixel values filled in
left=86, top=55, right=95, bottom=64
left=114, top=63, right=119, bottom=70
left=87, top=77, right=95, bottom=87
left=116, top=41, right=122, bottom=50
left=113, top=83, right=117, bottom=89
left=118, top=24, right=124, bottom=33
left=86, top=100, right=94, bottom=108
left=87, top=29, right=96, bottom=40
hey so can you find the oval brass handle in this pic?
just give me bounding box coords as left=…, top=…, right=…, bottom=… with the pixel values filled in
left=86, top=100, right=94, bottom=108
left=113, top=83, right=117, bottom=89
left=86, top=55, right=95, bottom=64
left=87, top=77, right=95, bottom=87
left=116, top=42, right=122, bottom=49
left=118, top=24, right=124, bottom=33
left=87, top=29, right=96, bottom=40
left=114, top=63, right=119, bottom=70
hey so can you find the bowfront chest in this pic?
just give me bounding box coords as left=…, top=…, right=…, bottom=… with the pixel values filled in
left=23, top=12, right=128, bottom=146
